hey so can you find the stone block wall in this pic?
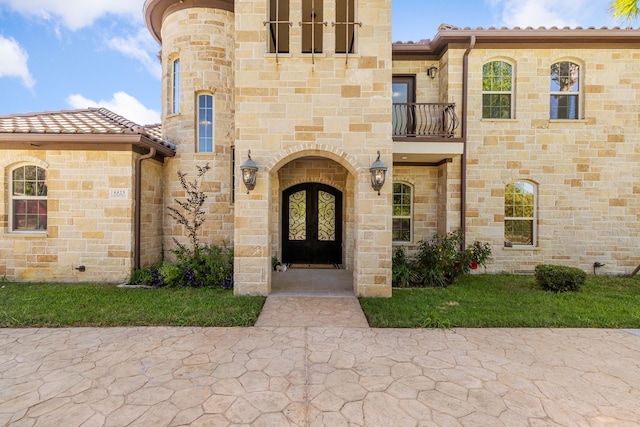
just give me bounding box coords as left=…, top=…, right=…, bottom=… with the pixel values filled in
left=0, top=150, right=144, bottom=282
left=140, top=158, right=165, bottom=268
left=460, top=47, right=640, bottom=274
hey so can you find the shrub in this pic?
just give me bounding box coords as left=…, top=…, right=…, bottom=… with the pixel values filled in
left=172, top=243, right=234, bottom=289
left=392, top=246, right=417, bottom=288
left=410, top=229, right=492, bottom=287
left=535, top=264, right=586, bottom=292
left=129, top=268, right=152, bottom=286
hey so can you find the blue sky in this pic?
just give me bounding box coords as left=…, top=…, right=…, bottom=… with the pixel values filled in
left=0, top=0, right=620, bottom=124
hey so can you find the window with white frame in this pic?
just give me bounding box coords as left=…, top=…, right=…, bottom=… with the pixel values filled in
left=392, top=182, right=412, bottom=242
left=11, top=165, right=47, bottom=231
left=504, top=180, right=536, bottom=247
left=550, top=61, right=580, bottom=120
left=482, top=60, right=513, bottom=119
left=197, top=94, right=214, bottom=153
left=171, top=58, right=180, bottom=114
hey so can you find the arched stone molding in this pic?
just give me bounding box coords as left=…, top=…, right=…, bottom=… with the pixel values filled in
left=265, top=143, right=364, bottom=178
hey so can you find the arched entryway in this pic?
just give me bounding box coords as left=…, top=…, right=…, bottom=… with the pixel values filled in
left=282, top=183, right=343, bottom=265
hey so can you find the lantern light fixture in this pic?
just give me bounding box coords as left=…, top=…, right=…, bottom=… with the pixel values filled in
left=240, top=150, right=258, bottom=194
left=427, top=64, right=438, bottom=79
left=369, top=150, right=387, bottom=195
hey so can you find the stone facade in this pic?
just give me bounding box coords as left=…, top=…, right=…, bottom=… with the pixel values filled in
left=462, top=46, right=640, bottom=274
left=0, top=150, right=165, bottom=282
left=2, top=3, right=639, bottom=289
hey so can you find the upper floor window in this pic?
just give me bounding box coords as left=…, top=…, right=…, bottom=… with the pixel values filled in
left=392, top=183, right=412, bottom=242
left=504, top=181, right=536, bottom=247
left=301, top=0, right=323, bottom=54
left=171, top=58, right=180, bottom=115
left=335, top=0, right=357, bottom=54
left=550, top=61, right=580, bottom=120
left=11, top=165, right=47, bottom=231
left=482, top=61, right=513, bottom=119
left=267, top=0, right=290, bottom=54
left=197, top=94, right=214, bottom=153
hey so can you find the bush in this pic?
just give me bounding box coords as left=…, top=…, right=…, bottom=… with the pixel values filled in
left=172, top=243, right=234, bottom=289
left=409, top=229, right=492, bottom=287
left=392, top=246, right=417, bottom=288
left=535, top=264, right=586, bottom=293
left=128, top=243, right=234, bottom=290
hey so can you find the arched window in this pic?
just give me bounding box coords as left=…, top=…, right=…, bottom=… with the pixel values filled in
left=392, top=182, right=412, bottom=242
left=11, top=165, right=47, bottom=231
left=171, top=58, right=180, bottom=114
left=482, top=61, right=513, bottom=119
left=504, top=181, right=536, bottom=247
left=197, top=94, right=214, bottom=152
left=550, top=61, right=580, bottom=120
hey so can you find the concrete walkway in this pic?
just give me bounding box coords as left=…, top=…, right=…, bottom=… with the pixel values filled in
left=2, top=323, right=640, bottom=426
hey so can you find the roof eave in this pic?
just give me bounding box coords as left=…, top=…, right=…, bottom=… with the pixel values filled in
left=0, top=133, right=176, bottom=158
left=393, top=27, right=640, bottom=59
left=144, top=0, right=234, bottom=44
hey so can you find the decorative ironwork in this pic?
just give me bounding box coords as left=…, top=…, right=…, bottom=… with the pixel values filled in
left=317, top=190, right=335, bottom=241
left=288, top=190, right=306, bottom=241
left=392, top=103, right=459, bottom=138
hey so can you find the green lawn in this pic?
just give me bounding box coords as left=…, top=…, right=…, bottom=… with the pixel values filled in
left=3, top=275, right=640, bottom=329
left=0, top=283, right=265, bottom=327
left=360, top=274, right=640, bottom=328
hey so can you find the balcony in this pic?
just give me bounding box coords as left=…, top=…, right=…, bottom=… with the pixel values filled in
left=392, top=103, right=463, bottom=164
left=392, top=103, right=459, bottom=139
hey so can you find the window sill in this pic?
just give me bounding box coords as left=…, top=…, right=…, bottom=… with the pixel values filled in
left=480, top=118, right=517, bottom=122
left=265, top=53, right=292, bottom=59
left=503, top=245, right=539, bottom=251
left=549, top=119, right=588, bottom=124
left=4, top=230, right=47, bottom=237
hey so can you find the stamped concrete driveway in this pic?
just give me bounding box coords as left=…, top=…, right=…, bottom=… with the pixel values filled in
left=1, top=322, right=640, bottom=426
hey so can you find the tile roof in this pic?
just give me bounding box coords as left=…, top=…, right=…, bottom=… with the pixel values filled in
left=393, top=23, right=640, bottom=45
left=0, top=108, right=175, bottom=151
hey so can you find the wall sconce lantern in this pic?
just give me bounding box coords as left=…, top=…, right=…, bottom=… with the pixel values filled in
left=240, top=150, right=258, bottom=194
left=369, top=150, right=388, bottom=195
left=427, top=64, right=438, bottom=79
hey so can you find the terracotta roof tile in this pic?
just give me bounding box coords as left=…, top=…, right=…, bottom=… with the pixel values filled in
left=0, top=108, right=175, bottom=151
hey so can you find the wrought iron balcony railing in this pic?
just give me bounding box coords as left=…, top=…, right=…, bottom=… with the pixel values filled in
left=392, top=103, right=459, bottom=138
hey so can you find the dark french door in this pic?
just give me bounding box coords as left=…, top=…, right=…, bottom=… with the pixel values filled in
left=392, top=75, right=416, bottom=136
left=282, top=183, right=342, bottom=265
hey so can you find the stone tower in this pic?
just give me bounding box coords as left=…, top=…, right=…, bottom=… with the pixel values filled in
left=144, top=0, right=236, bottom=256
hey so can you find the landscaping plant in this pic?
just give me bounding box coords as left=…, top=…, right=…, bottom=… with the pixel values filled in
left=535, top=264, right=586, bottom=293
left=393, top=229, right=492, bottom=287
left=129, top=164, right=234, bottom=289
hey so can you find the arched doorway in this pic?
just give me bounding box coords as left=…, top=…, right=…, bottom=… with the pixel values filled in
left=282, top=183, right=343, bottom=265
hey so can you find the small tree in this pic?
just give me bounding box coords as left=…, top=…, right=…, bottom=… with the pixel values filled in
left=167, top=163, right=211, bottom=254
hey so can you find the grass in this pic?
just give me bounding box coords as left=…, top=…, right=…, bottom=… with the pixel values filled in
left=360, top=274, right=640, bottom=328
left=3, top=274, right=640, bottom=329
left=0, top=283, right=266, bottom=327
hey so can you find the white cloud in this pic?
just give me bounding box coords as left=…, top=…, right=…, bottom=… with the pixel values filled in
left=107, top=29, right=161, bottom=79
left=0, top=35, right=35, bottom=88
left=0, top=0, right=143, bottom=30
left=67, top=92, right=160, bottom=125
left=492, top=0, right=614, bottom=28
